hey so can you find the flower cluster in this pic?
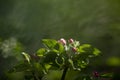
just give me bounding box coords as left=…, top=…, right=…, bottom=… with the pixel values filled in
left=58, top=38, right=79, bottom=53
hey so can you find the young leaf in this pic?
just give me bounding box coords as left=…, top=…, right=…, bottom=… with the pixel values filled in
left=55, top=56, right=64, bottom=66
left=32, top=62, right=45, bottom=75
left=36, top=48, right=46, bottom=57
left=68, top=59, right=75, bottom=70
left=93, top=48, right=101, bottom=56
left=79, top=44, right=91, bottom=53
left=100, top=73, right=113, bottom=78
left=44, top=64, right=52, bottom=73
left=42, top=39, right=57, bottom=49
left=22, top=52, right=31, bottom=64
left=74, top=41, right=80, bottom=47
left=78, top=44, right=100, bottom=57
left=54, top=43, right=64, bottom=53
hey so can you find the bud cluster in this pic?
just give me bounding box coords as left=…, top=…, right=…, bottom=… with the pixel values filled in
left=58, top=38, right=79, bottom=53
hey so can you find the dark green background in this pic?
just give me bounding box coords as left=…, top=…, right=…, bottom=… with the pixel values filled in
left=0, top=0, right=120, bottom=79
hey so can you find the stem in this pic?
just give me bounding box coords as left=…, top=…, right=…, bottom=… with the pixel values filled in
left=61, top=67, right=68, bottom=80
left=32, top=71, right=40, bottom=80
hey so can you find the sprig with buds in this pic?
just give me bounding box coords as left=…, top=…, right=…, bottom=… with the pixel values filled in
left=9, top=38, right=101, bottom=80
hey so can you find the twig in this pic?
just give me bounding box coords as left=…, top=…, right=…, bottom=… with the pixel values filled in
left=61, top=67, right=68, bottom=80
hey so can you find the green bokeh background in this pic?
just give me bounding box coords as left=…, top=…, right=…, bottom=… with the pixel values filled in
left=0, top=0, right=120, bottom=80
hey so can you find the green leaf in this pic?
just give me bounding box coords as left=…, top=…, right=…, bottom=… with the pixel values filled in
left=78, top=44, right=100, bottom=57
left=44, top=64, right=51, bottom=73
left=42, top=39, right=57, bottom=49
left=32, top=62, right=45, bottom=75
left=100, top=73, right=113, bottom=78
left=55, top=56, right=64, bottom=66
left=93, top=48, right=101, bottom=56
left=44, top=51, right=58, bottom=64
left=81, top=60, right=88, bottom=68
left=68, top=59, right=76, bottom=70
left=22, top=52, right=31, bottom=63
left=74, top=41, right=80, bottom=47
left=33, top=62, right=43, bottom=70
left=54, top=43, right=64, bottom=53
left=73, top=56, right=89, bottom=70
left=9, top=62, right=30, bottom=73
left=36, top=48, right=46, bottom=57
left=79, top=44, right=91, bottom=53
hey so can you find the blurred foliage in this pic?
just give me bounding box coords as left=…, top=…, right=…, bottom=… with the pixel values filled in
left=107, top=57, right=120, bottom=66
left=0, top=38, right=24, bottom=80
left=0, top=38, right=23, bottom=58
left=0, top=0, right=120, bottom=79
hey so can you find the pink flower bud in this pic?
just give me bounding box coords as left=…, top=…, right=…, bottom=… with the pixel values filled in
left=72, top=47, right=77, bottom=52
left=93, top=71, right=99, bottom=77
left=58, top=38, right=66, bottom=45
left=68, top=38, right=74, bottom=43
